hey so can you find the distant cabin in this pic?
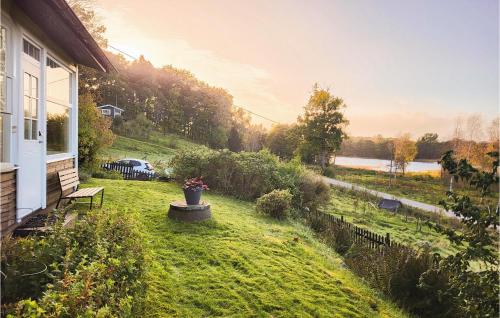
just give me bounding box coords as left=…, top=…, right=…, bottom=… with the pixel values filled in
left=98, top=104, right=124, bottom=118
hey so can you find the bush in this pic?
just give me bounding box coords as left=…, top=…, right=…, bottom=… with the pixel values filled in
left=92, top=169, right=124, bottom=180
left=325, top=226, right=353, bottom=255
left=323, top=166, right=336, bottom=178
left=345, top=244, right=456, bottom=317
left=78, top=93, right=115, bottom=167
left=171, top=148, right=330, bottom=212
left=256, top=190, right=293, bottom=220
left=295, top=171, right=330, bottom=211
left=116, top=113, right=154, bottom=139
left=2, top=209, right=146, bottom=317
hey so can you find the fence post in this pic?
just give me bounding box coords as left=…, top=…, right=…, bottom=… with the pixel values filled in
left=385, top=233, right=391, bottom=246
left=341, top=215, right=344, bottom=223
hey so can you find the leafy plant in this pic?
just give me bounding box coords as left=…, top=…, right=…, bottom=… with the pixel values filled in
left=78, top=93, right=115, bottom=168
left=183, top=177, right=209, bottom=191
left=2, top=209, right=146, bottom=317
left=256, top=190, right=293, bottom=220
left=424, top=150, right=499, bottom=317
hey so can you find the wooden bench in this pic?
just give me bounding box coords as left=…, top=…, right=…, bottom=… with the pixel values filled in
left=57, top=168, right=104, bottom=210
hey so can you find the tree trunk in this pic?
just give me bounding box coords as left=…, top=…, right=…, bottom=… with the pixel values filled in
left=320, top=152, right=327, bottom=170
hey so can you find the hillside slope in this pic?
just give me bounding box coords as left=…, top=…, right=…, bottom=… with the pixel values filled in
left=83, top=179, right=407, bottom=317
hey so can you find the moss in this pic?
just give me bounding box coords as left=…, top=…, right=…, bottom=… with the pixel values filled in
left=81, top=179, right=407, bottom=317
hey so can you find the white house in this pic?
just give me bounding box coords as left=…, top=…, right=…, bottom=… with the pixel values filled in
left=0, top=0, right=113, bottom=236
left=98, top=104, right=123, bottom=118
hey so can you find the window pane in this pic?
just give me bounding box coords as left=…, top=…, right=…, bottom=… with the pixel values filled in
left=24, top=118, right=30, bottom=140
left=47, top=101, right=69, bottom=154
left=31, top=119, right=37, bottom=140
left=31, top=98, right=37, bottom=119
left=23, top=95, right=30, bottom=118
left=22, top=40, right=40, bottom=61
left=24, top=73, right=29, bottom=96
left=46, top=58, right=70, bottom=104
left=30, top=75, right=38, bottom=98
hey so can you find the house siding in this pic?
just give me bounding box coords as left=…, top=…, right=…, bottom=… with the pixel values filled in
left=46, top=158, right=75, bottom=207
left=0, top=169, right=17, bottom=236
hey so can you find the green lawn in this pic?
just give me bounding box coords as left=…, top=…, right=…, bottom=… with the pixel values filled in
left=81, top=179, right=406, bottom=317
left=324, top=187, right=460, bottom=257
left=330, top=166, right=498, bottom=207
left=100, top=133, right=199, bottom=164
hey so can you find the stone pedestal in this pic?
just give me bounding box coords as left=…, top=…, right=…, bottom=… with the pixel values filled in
left=168, top=201, right=211, bottom=222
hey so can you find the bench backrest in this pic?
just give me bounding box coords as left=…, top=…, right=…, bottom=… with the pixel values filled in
left=58, top=168, right=80, bottom=192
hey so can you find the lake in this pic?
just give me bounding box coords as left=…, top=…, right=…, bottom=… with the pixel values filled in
left=334, top=156, right=441, bottom=172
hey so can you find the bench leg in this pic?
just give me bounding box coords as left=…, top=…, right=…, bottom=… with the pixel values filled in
left=90, top=196, right=93, bottom=210
left=100, top=190, right=104, bottom=208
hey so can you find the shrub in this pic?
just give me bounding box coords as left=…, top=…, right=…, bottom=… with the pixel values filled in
left=256, top=190, right=293, bottom=220
left=92, top=169, right=124, bottom=180
left=171, top=148, right=330, bottom=212
left=2, top=209, right=146, bottom=317
left=305, top=212, right=329, bottom=233
left=295, top=171, right=330, bottom=211
left=117, top=113, right=154, bottom=139
left=345, top=244, right=455, bottom=317
left=78, top=93, right=115, bottom=167
left=323, top=166, right=336, bottom=178
left=325, top=226, right=353, bottom=255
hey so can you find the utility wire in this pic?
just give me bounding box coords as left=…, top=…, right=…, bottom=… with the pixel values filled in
left=108, top=44, right=138, bottom=60
left=236, top=106, right=279, bottom=124
left=108, top=44, right=280, bottom=125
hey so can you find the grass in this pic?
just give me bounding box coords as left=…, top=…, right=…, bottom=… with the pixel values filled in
left=329, top=166, right=498, bottom=207
left=100, top=132, right=199, bottom=164
left=324, top=187, right=461, bottom=257
left=80, top=178, right=406, bottom=317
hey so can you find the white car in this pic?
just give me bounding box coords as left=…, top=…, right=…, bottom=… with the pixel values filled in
left=115, top=158, right=155, bottom=174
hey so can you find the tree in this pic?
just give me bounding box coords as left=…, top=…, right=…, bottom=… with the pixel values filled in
left=424, top=150, right=499, bottom=317
left=487, top=117, right=499, bottom=152
left=227, top=126, right=243, bottom=152
left=393, top=133, right=417, bottom=175
left=417, top=133, right=438, bottom=144
left=298, top=85, right=348, bottom=169
left=244, top=124, right=267, bottom=152
left=67, top=0, right=108, bottom=47
left=265, top=124, right=300, bottom=160
left=120, top=113, right=154, bottom=139
left=78, top=93, right=115, bottom=167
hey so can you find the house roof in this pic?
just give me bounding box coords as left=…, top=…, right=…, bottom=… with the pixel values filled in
left=98, top=104, right=124, bottom=111
left=14, top=0, right=115, bottom=72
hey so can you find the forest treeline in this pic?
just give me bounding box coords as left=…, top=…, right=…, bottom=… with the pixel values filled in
left=338, top=135, right=451, bottom=160
left=79, top=53, right=265, bottom=151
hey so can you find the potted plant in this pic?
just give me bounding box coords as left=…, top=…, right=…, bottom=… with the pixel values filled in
left=183, top=177, right=209, bottom=205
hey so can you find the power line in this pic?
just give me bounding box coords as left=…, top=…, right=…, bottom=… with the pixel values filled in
left=237, top=106, right=279, bottom=124
left=107, top=44, right=280, bottom=125
left=108, top=44, right=138, bottom=60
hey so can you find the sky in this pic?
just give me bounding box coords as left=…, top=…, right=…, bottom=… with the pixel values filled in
left=95, top=0, right=498, bottom=139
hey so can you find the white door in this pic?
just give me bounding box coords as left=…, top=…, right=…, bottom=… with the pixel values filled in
left=17, top=54, right=43, bottom=220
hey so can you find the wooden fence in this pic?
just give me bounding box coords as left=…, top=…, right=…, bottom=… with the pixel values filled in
left=102, top=162, right=157, bottom=181
left=305, top=209, right=407, bottom=252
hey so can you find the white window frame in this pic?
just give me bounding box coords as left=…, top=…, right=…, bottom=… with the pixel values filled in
left=101, top=108, right=111, bottom=115
left=0, top=16, right=14, bottom=169
left=45, top=54, right=74, bottom=160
